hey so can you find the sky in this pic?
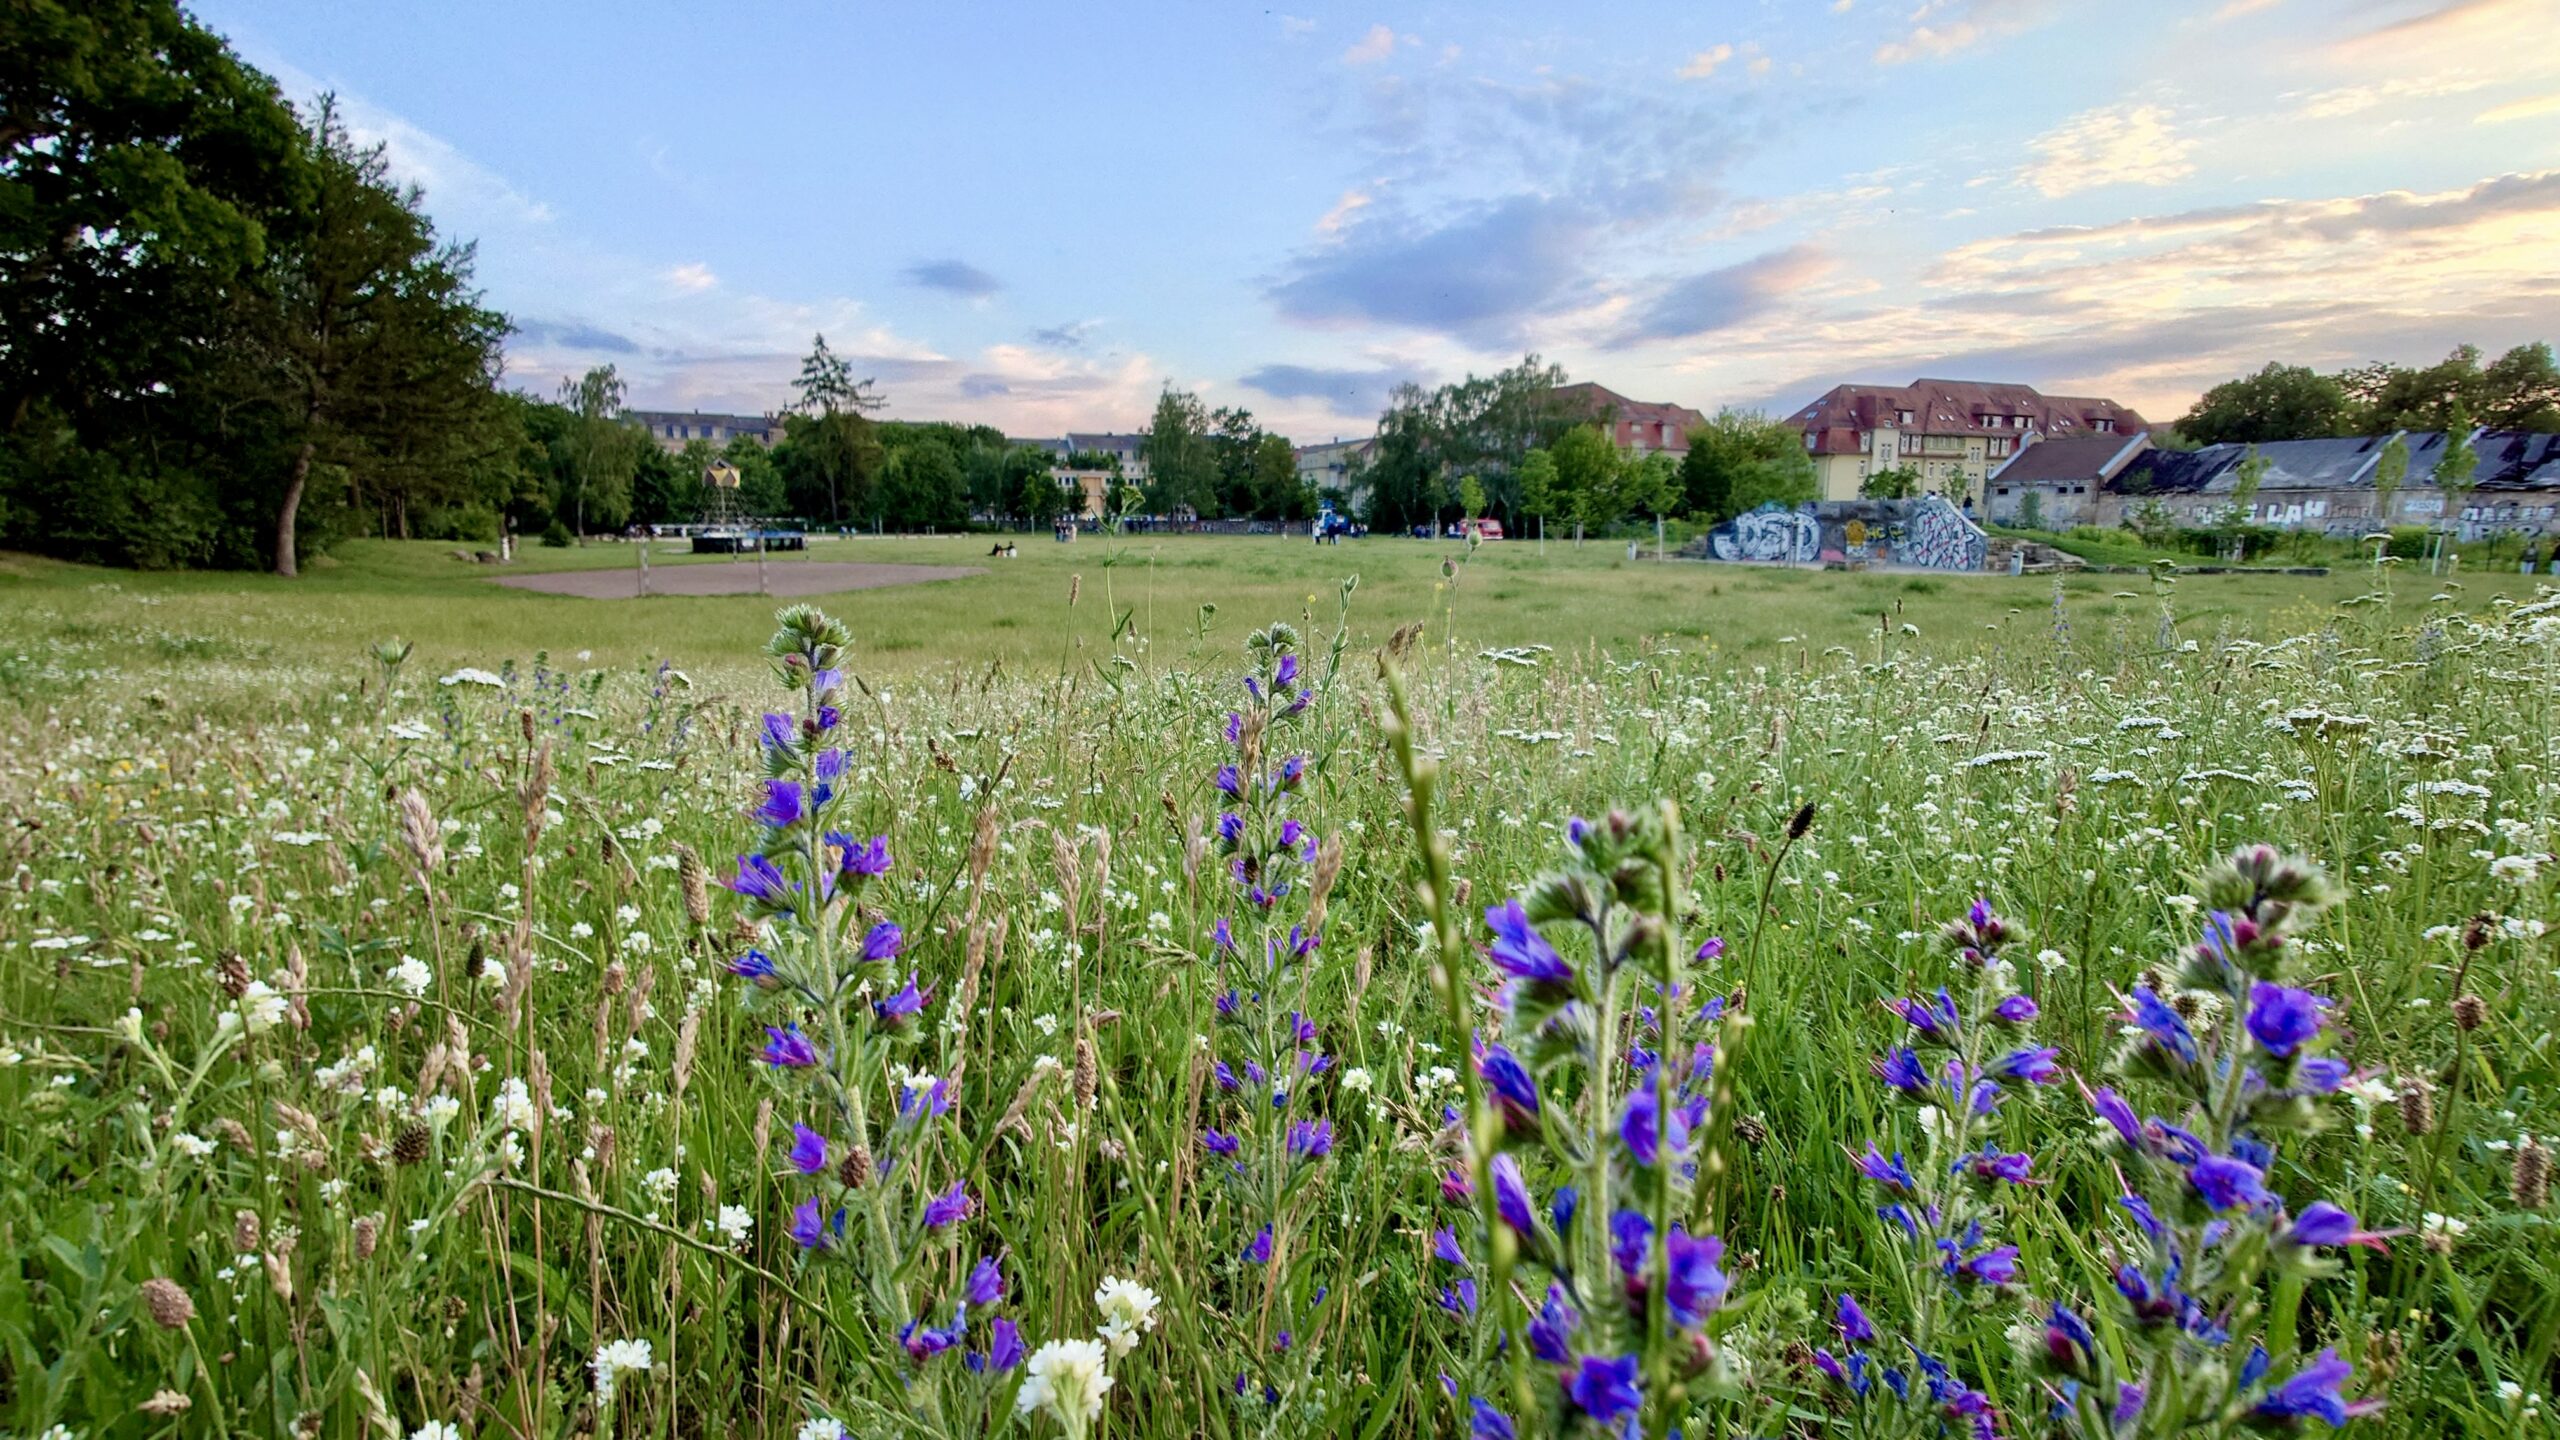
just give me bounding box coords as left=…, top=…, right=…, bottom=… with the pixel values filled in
left=195, top=0, right=2560, bottom=442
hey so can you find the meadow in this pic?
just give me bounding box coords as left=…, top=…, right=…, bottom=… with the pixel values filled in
left=1, top=537, right=2556, bottom=1440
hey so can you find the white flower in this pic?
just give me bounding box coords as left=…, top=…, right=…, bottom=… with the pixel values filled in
left=170, top=1131, right=215, bottom=1159
left=569, top=921, right=595, bottom=940
left=422, top=1094, right=462, bottom=1127
left=591, top=1338, right=653, bottom=1403
left=2490, top=854, right=2540, bottom=885
left=1338, top=1066, right=1373, bottom=1093
left=410, top=1423, right=464, bottom=1440
left=1093, top=1275, right=1161, bottom=1357
left=794, top=1421, right=848, bottom=1440
left=236, top=980, right=286, bottom=1036
left=642, top=1167, right=680, bottom=1204
left=1016, top=1337, right=1112, bottom=1428
left=713, top=1204, right=753, bottom=1244
left=386, top=955, right=432, bottom=998
left=438, top=667, right=505, bottom=689
left=491, top=1078, right=537, bottom=1132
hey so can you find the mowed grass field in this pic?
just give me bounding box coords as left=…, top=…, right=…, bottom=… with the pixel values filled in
left=3, top=532, right=2542, bottom=696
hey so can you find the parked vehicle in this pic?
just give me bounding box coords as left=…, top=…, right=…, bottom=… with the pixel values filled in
left=1460, top=517, right=1505, bottom=541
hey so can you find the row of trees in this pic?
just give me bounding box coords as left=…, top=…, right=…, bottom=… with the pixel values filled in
left=1138, top=388, right=1308, bottom=520
left=0, top=3, right=515, bottom=573
left=2177, top=343, right=2560, bottom=447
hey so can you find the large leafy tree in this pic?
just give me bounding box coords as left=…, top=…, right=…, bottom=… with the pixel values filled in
left=791, top=333, right=885, bottom=524
left=1679, top=409, right=1813, bottom=521
left=550, top=365, right=641, bottom=538
left=1141, top=385, right=1215, bottom=517
left=2177, top=363, right=2350, bottom=446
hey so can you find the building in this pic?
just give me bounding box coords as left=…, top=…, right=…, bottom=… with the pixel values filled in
left=1293, top=437, right=1375, bottom=506
left=1553, top=381, right=1708, bottom=459
left=2094, top=430, right=2560, bottom=538
left=629, top=410, right=786, bottom=453
left=1790, top=380, right=2148, bottom=504
left=1062, top=432, right=1149, bottom=483
left=1984, top=432, right=2153, bottom=527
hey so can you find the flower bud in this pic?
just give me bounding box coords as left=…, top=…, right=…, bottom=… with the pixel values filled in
left=2452, top=994, right=2487, bottom=1031
left=2514, top=1137, right=2551, bottom=1211
left=140, top=1277, right=195, bottom=1329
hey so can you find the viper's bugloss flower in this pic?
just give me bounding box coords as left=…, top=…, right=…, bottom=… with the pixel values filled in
left=1287, top=1118, right=1334, bottom=1161
left=860, top=921, right=904, bottom=963
left=1438, top=1278, right=1479, bottom=1316
left=1490, top=1152, right=1535, bottom=1236
left=789, top=1194, right=838, bottom=1250
left=1875, top=1046, right=1930, bottom=1094
left=2247, top=982, right=2326, bottom=1058
left=922, top=1181, right=972, bottom=1229
left=1890, top=989, right=1961, bottom=1040
left=1215, top=764, right=1242, bottom=796
left=1483, top=900, right=1573, bottom=986
left=965, top=1254, right=1006, bottom=1306
left=727, top=854, right=794, bottom=907
left=1695, top=936, right=1725, bottom=962
left=2130, top=986, right=2200, bottom=1063
left=1989, top=1046, right=2061, bottom=1085
left=1959, top=1147, right=2034, bottom=1184
left=1467, top=1396, right=1517, bottom=1440
left=1609, top=1208, right=1651, bottom=1279
left=1432, top=1228, right=1467, bottom=1266
left=2292, top=1056, right=2350, bottom=1094
left=1212, top=918, right=1237, bottom=955
left=2282, top=1201, right=2387, bottom=1251
left=812, top=748, right=845, bottom=803
left=1275, top=755, right=1305, bottom=788
left=1567, top=1354, right=1643, bottom=1426
left=759, top=712, right=795, bottom=753
left=831, top=832, right=891, bottom=878
left=1993, top=994, right=2039, bottom=1024
left=1479, top=1044, right=1541, bottom=1133
left=2189, top=1154, right=2274, bottom=1212
left=1618, top=1079, right=1689, bottom=1168
left=1441, top=1167, right=1473, bottom=1202
left=1528, top=1283, right=1577, bottom=1362
left=875, top=972, right=928, bottom=1021
left=2252, top=1348, right=2368, bottom=1426
left=901, top=1314, right=964, bottom=1361
left=761, top=1024, right=820, bottom=1068
left=1663, top=1226, right=1729, bottom=1325
left=728, top=948, right=776, bottom=979
left=786, top=1124, right=828, bottom=1175
left=2091, top=1085, right=2145, bottom=1148
left=1835, top=1292, right=1877, bottom=1345
left=1217, top=811, right=1245, bottom=846
left=757, top=779, right=807, bottom=830
left=1244, top=1226, right=1272, bottom=1265
left=1202, top=1128, right=1240, bottom=1156
left=1857, top=1145, right=1917, bottom=1190
left=2044, top=1302, right=2097, bottom=1370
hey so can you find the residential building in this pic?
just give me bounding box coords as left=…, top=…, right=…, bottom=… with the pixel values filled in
left=1790, top=379, right=2148, bottom=503
left=1064, top=432, right=1150, bottom=483
left=2095, top=429, right=2560, bottom=538
left=1294, top=437, right=1375, bottom=506
left=1984, top=432, right=2153, bottom=527
left=629, top=409, right=786, bottom=452
left=1553, top=381, right=1708, bottom=459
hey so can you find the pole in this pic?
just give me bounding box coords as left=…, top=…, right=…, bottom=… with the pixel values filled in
left=637, top=536, right=650, bottom=597
left=756, top=535, right=769, bottom=596
left=1655, top=515, right=1665, bottom=562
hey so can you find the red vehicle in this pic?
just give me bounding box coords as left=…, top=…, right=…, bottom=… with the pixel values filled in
left=1459, top=517, right=1505, bottom=541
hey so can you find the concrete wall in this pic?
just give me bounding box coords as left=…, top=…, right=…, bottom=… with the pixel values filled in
left=1701, top=497, right=1989, bottom=570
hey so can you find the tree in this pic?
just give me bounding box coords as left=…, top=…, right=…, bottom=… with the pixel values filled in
left=1251, top=432, right=1309, bottom=520
left=1359, top=385, right=1442, bottom=532
left=792, top=334, right=885, bottom=525
left=880, top=437, right=966, bottom=531
left=1008, top=445, right=1066, bottom=527
left=2228, top=446, right=2269, bottom=523
left=1681, top=409, right=1814, bottom=519
left=1141, top=386, right=1215, bottom=517
left=1518, top=449, right=1560, bottom=527
left=1860, top=462, right=1925, bottom=500
left=1548, top=424, right=1623, bottom=535
left=553, top=365, right=640, bottom=537
left=2177, top=363, right=2349, bottom=446
left=1726, top=441, right=1816, bottom=514
left=2372, top=435, right=2408, bottom=526
left=2481, top=342, right=2560, bottom=431
left=2432, top=403, right=2479, bottom=533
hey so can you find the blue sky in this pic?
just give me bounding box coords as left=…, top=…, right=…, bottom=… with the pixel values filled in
left=198, top=0, right=2560, bottom=439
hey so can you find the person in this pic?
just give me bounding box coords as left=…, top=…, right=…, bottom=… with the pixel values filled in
left=2522, top=542, right=2540, bottom=576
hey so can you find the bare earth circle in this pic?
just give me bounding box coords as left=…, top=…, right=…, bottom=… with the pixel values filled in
left=490, top=560, right=986, bottom=599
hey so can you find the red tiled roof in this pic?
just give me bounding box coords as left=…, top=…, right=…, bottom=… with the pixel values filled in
left=1554, top=381, right=1708, bottom=429
left=1990, top=434, right=2149, bottom=485
left=1789, top=379, right=2147, bottom=456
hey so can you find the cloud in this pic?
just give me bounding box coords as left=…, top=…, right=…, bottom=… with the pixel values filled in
left=1614, top=245, right=1830, bottom=346
left=1343, top=24, right=1399, bottom=65
left=252, top=56, right=554, bottom=233
left=512, top=318, right=640, bottom=354
left=1315, top=188, right=1373, bottom=235
left=1239, top=362, right=1424, bottom=417
left=1873, top=0, right=2053, bottom=65
left=662, top=262, right=717, bottom=294
left=1279, top=14, right=1317, bottom=36
left=2019, top=103, right=2197, bottom=198
left=2334, top=0, right=2538, bottom=55
left=959, top=374, right=1012, bottom=398
left=1265, top=196, right=1592, bottom=347
left=2479, top=91, right=2560, bottom=123
left=2212, top=0, right=2282, bottom=18
left=2287, top=73, right=2494, bottom=120
left=1678, top=44, right=1736, bottom=79
left=1031, top=320, right=1099, bottom=350
left=903, top=259, right=1004, bottom=298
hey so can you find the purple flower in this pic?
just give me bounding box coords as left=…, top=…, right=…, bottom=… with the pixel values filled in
left=1528, top=1284, right=1576, bottom=1362
left=2189, top=1154, right=2274, bottom=1212
left=2283, top=1201, right=2387, bottom=1252
left=1490, top=1153, right=1535, bottom=1236
left=985, top=1317, right=1026, bottom=1372
left=2044, top=1302, right=2096, bottom=1369
left=812, top=748, right=845, bottom=803
left=1961, top=1148, right=2035, bottom=1184
left=1212, top=918, right=1237, bottom=955
left=1214, top=764, right=1243, bottom=796
left=1287, top=1118, right=1334, bottom=1161
left=1993, top=993, right=2039, bottom=1024
left=1663, top=1226, right=1729, bottom=1325
left=1244, top=1226, right=1272, bottom=1265
left=1468, top=1397, right=1517, bottom=1440
left=2113, top=1383, right=2146, bottom=1427
left=2090, top=1085, right=2145, bottom=1148
left=1836, top=1292, right=1876, bottom=1346
left=902, top=1314, right=963, bottom=1361
left=2130, top=986, right=2199, bottom=1063
left=756, top=779, right=807, bottom=830
left=1609, top=1208, right=1652, bottom=1279
left=789, top=1194, right=837, bottom=1250
left=833, top=833, right=891, bottom=877
left=1484, top=901, right=1574, bottom=986
left=1857, top=1145, right=1917, bottom=1190
left=922, top=1181, right=972, bottom=1229
left=1438, top=1279, right=1479, bottom=1317
left=1566, top=1355, right=1643, bottom=1426
left=1889, top=989, right=1962, bottom=1040
left=726, top=854, right=794, bottom=907
left=760, top=1023, right=820, bottom=1068
left=1989, top=1046, right=2061, bottom=1085
left=1202, top=1128, right=1240, bottom=1156
left=1478, top=1045, right=1541, bottom=1133
left=1618, top=1081, right=1689, bottom=1168
left=2247, top=982, right=2327, bottom=1058
left=2253, top=1349, right=2362, bottom=1426
left=727, top=948, right=777, bottom=979
left=861, top=921, right=904, bottom=963
left=965, top=1255, right=1006, bottom=1306
left=1875, top=1046, right=1930, bottom=1094
left=1217, top=811, right=1244, bottom=846
left=1951, top=1244, right=2019, bottom=1286
left=1695, top=936, right=1725, bottom=962
left=1432, top=1228, right=1467, bottom=1266
left=1274, top=652, right=1300, bottom=690
left=2293, top=1057, right=2350, bottom=1094
left=759, top=712, right=796, bottom=753
left=875, top=972, right=929, bottom=1021
left=786, top=1124, right=828, bottom=1175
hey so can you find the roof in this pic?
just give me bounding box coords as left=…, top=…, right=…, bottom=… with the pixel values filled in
left=1990, top=433, right=2150, bottom=485
left=2107, top=430, right=2560, bottom=496
left=1064, top=432, right=1146, bottom=456
left=1554, top=381, right=1708, bottom=428
left=2474, top=430, right=2560, bottom=490
left=1294, top=438, right=1374, bottom=463
left=627, top=409, right=781, bottom=430
left=1790, top=379, right=2147, bottom=455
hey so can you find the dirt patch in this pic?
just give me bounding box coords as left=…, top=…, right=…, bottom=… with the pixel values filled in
left=491, top=561, right=985, bottom=600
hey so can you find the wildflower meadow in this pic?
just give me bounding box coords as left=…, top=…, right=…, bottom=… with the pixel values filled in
left=5, top=561, right=2559, bottom=1440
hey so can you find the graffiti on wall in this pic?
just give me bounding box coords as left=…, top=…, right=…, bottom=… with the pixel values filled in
left=1708, top=505, right=1820, bottom=563
left=1701, top=497, right=1988, bottom=570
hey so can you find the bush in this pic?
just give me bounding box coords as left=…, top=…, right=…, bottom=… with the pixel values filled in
left=415, top=504, right=500, bottom=544
left=540, top=519, right=574, bottom=548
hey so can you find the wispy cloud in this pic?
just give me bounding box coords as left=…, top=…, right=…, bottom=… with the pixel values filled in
left=1266, top=196, right=1591, bottom=348
left=903, top=259, right=1004, bottom=298
left=2478, top=91, right=2560, bottom=123
left=1678, top=44, right=1737, bottom=79
left=662, top=263, right=718, bottom=294
left=1342, top=24, right=1400, bottom=65
left=2020, top=103, right=2197, bottom=198
left=1615, top=245, right=1830, bottom=347
left=1873, top=0, right=2053, bottom=65
left=1031, top=320, right=1100, bottom=350
left=1239, top=361, right=1424, bottom=418
left=1315, top=188, right=1373, bottom=235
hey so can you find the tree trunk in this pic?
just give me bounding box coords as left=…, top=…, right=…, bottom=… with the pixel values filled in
left=276, top=438, right=316, bottom=577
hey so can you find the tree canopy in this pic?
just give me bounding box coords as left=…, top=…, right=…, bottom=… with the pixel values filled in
left=2177, top=343, right=2560, bottom=445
